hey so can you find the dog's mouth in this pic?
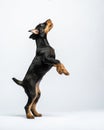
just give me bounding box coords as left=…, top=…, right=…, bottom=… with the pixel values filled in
left=44, top=19, right=53, bottom=33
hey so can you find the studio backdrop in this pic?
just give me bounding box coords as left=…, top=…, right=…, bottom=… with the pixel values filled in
left=0, top=0, right=104, bottom=115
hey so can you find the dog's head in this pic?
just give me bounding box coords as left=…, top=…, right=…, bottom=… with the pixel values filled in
left=29, top=19, right=53, bottom=40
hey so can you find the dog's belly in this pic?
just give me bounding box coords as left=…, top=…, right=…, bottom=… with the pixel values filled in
left=25, top=62, right=52, bottom=81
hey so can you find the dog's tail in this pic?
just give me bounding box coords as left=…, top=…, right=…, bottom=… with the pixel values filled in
left=12, top=77, right=23, bottom=87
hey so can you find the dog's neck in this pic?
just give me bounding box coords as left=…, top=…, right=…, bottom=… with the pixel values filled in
left=36, top=36, right=50, bottom=48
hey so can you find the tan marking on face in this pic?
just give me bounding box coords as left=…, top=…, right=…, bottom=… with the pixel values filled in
left=44, top=19, right=53, bottom=34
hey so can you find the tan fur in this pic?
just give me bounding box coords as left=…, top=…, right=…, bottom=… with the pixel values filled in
left=31, top=82, right=42, bottom=117
left=54, top=63, right=70, bottom=75
left=44, top=19, right=53, bottom=33
left=31, top=103, right=42, bottom=117
left=26, top=112, right=34, bottom=119
left=26, top=82, right=40, bottom=119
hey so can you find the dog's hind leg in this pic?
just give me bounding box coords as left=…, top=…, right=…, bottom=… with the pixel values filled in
left=24, top=96, right=35, bottom=119
left=31, top=81, right=42, bottom=117
left=24, top=81, right=38, bottom=119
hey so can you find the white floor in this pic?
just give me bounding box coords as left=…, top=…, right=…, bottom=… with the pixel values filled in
left=0, top=111, right=104, bottom=130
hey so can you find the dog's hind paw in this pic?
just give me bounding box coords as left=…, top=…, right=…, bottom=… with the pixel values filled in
left=26, top=113, right=34, bottom=119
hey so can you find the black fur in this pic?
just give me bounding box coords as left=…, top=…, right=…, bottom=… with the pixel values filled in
left=12, top=19, right=60, bottom=118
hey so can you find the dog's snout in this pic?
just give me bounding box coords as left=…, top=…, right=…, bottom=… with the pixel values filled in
left=44, top=19, right=53, bottom=34
left=46, top=19, right=52, bottom=24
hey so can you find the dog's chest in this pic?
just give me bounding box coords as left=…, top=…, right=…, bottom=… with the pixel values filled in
left=49, top=47, right=55, bottom=58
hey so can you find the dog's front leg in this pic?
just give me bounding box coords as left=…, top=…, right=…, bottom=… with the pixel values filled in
left=44, top=56, right=60, bottom=65
left=43, top=55, right=69, bottom=75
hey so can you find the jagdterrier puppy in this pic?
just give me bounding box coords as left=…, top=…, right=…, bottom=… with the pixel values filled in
left=12, top=19, right=69, bottom=119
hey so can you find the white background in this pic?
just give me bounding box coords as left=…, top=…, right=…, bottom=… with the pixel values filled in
left=0, top=0, right=104, bottom=117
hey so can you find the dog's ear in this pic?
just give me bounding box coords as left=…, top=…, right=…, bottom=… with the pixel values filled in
left=28, top=29, right=39, bottom=40
left=28, top=29, right=39, bottom=34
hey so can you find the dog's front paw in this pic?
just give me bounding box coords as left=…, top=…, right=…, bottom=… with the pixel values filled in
left=55, top=63, right=70, bottom=76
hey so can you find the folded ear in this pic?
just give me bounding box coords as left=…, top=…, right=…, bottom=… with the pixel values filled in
left=28, top=29, right=39, bottom=34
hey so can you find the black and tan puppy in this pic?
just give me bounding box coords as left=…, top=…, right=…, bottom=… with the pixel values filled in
left=12, top=19, right=69, bottom=119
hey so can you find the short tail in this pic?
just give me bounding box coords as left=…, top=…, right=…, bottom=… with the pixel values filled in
left=12, top=77, right=23, bottom=86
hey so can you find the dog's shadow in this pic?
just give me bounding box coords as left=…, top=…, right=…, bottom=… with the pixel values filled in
left=0, top=113, right=63, bottom=119
left=11, top=114, right=26, bottom=118
left=0, top=114, right=26, bottom=119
